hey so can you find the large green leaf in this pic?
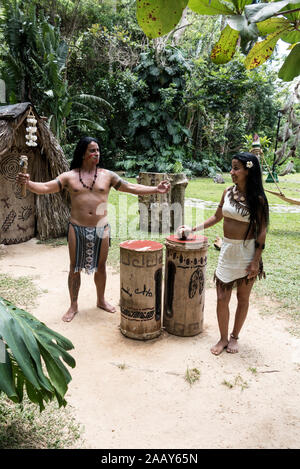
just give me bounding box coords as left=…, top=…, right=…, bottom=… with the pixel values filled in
left=244, top=28, right=287, bottom=69
left=280, top=30, right=300, bottom=44
left=245, top=0, right=290, bottom=23
left=283, top=2, right=300, bottom=21
left=188, top=0, right=235, bottom=15
left=256, top=17, right=291, bottom=36
left=231, top=0, right=253, bottom=10
left=211, top=25, right=240, bottom=64
left=0, top=346, right=19, bottom=402
left=278, top=43, right=300, bottom=81
left=227, top=15, right=259, bottom=43
left=0, top=297, right=75, bottom=409
left=136, top=0, right=188, bottom=39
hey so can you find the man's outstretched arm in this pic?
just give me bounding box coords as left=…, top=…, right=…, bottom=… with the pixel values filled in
left=110, top=171, right=170, bottom=195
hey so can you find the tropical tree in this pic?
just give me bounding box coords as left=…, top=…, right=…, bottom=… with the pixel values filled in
left=136, top=0, right=300, bottom=81
left=113, top=46, right=193, bottom=175
left=0, top=297, right=75, bottom=411
left=0, top=0, right=111, bottom=142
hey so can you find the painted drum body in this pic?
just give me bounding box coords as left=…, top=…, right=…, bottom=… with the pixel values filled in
left=163, top=235, right=209, bottom=337
left=120, top=240, right=163, bottom=340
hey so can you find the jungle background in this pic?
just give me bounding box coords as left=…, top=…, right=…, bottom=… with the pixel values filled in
left=0, top=0, right=299, bottom=176
left=0, top=1, right=300, bottom=450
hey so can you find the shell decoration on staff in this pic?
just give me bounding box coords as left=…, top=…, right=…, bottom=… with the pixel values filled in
left=25, top=110, right=38, bottom=147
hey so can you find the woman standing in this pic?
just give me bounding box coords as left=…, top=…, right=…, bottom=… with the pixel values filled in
left=186, top=152, right=269, bottom=355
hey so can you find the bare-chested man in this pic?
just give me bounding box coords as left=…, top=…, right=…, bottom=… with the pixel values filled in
left=17, top=136, right=170, bottom=322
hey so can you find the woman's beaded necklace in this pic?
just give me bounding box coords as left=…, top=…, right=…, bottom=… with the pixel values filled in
left=228, top=185, right=249, bottom=218
left=79, top=167, right=98, bottom=191
left=233, top=185, right=246, bottom=203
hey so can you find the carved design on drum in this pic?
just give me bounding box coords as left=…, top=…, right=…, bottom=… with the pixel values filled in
left=1, top=210, right=17, bottom=232
left=155, top=268, right=162, bottom=321
left=121, top=307, right=155, bottom=321
left=168, top=250, right=207, bottom=269
left=166, top=261, right=176, bottom=318
left=188, top=268, right=205, bottom=299
left=121, top=251, right=161, bottom=268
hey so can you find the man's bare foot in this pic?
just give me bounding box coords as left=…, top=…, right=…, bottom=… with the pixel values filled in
left=62, top=306, right=78, bottom=322
left=227, top=334, right=239, bottom=353
left=97, top=300, right=116, bottom=313
left=210, top=338, right=229, bottom=356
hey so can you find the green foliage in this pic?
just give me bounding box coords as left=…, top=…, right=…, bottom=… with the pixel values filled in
left=242, top=134, right=272, bottom=152
left=137, top=0, right=188, bottom=39
left=117, top=46, right=192, bottom=174
left=0, top=297, right=75, bottom=411
left=184, top=56, right=279, bottom=168
left=136, top=0, right=300, bottom=81
left=0, top=1, right=109, bottom=142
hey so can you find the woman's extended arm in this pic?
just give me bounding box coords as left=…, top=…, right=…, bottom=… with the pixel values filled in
left=192, top=190, right=226, bottom=233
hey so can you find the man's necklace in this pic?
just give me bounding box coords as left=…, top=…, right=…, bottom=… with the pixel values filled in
left=79, top=167, right=98, bottom=191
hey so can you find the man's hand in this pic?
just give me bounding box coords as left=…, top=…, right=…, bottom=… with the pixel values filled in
left=156, top=180, right=170, bottom=193
left=16, top=172, right=30, bottom=185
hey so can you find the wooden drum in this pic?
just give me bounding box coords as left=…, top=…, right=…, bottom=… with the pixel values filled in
left=163, top=235, right=209, bottom=337
left=120, top=240, right=163, bottom=340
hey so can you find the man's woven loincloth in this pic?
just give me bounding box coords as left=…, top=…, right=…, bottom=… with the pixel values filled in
left=68, top=222, right=110, bottom=274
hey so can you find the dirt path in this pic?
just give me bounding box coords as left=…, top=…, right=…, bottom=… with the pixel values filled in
left=1, top=239, right=300, bottom=449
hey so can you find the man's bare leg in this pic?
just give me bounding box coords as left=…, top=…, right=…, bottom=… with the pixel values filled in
left=62, top=223, right=80, bottom=322
left=62, top=271, right=81, bottom=322
left=227, top=280, right=254, bottom=353
left=95, top=229, right=116, bottom=313
left=211, top=284, right=232, bottom=355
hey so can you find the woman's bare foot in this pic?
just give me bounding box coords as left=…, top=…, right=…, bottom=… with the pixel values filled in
left=210, top=338, right=229, bottom=356
left=97, top=300, right=116, bottom=313
left=62, top=306, right=78, bottom=322
left=227, top=334, right=239, bottom=353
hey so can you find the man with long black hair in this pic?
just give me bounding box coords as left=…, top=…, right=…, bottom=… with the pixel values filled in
left=17, top=136, right=170, bottom=322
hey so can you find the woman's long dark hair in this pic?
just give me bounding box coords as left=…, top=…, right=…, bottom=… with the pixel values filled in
left=70, top=136, right=102, bottom=169
left=233, top=152, right=269, bottom=239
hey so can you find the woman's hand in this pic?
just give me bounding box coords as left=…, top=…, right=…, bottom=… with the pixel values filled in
left=176, top=225, right=192, bottom=240
left=246, top=260, right=260, bottom=279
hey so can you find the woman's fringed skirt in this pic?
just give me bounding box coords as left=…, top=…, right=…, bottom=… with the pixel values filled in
left=214, top=237, right=265, bottom=290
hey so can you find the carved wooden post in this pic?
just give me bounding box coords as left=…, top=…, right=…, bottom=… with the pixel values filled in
left=137, top=172, right=188, bottom=234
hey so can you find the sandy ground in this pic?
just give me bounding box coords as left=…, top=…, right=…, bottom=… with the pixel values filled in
left=1, top=239, right=300, bottom=449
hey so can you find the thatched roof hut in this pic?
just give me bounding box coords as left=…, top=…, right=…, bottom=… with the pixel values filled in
left=0, top=102, right=70, bottom=244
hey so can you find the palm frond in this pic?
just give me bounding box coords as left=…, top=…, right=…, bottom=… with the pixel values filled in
left=0, top=297, right=75, bottom=411
left=74, top=94, right=113, bottom=109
